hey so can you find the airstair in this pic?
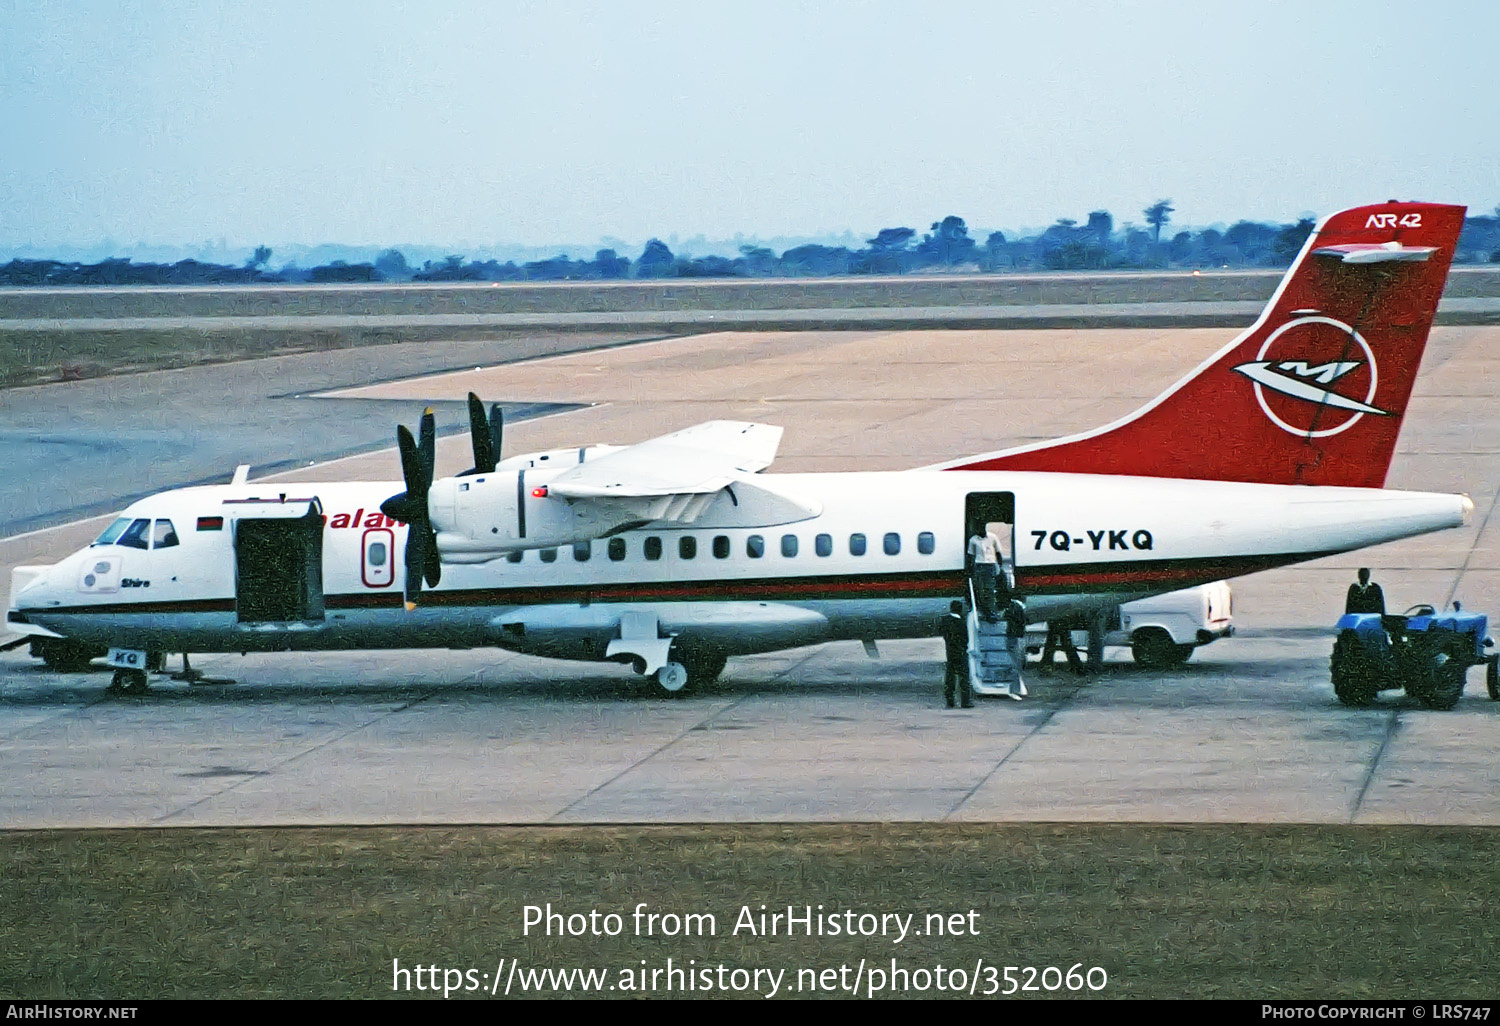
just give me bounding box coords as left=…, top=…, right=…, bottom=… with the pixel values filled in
left=966, top=577, right=1025, bottom=699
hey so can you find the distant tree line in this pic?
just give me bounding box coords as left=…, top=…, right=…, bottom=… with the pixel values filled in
left=6, top=203, right=1500, bottom=286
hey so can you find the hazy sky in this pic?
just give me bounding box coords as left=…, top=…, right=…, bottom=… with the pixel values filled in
left=2, top=1, right=1498, bottom=251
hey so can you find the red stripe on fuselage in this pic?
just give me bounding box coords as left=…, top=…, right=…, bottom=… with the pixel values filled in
left=24, top=550, right=1329, bottom=619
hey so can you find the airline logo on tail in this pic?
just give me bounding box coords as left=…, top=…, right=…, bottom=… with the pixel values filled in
left=1232, top=316, right=1387, bottom=438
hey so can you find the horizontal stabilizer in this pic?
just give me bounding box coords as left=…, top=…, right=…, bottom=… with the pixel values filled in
left=1312, top=242, right=1436, bottom=263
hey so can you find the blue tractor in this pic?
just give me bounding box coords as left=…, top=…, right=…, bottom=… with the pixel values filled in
left=1330, top=605, right=1499, bottom=709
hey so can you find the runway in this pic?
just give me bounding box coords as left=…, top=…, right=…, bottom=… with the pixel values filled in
left=3, top=323, right=1499, bottom=828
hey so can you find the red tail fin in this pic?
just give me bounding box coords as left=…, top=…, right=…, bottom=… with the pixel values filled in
left=942, top=201, right=1466, bottom=487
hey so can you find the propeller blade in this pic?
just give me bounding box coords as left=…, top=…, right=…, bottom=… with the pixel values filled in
left=489, top=403, right=503, bottom=465
left=396, top=424, right=422, bottom=497
left=391, top=415, right=441, bottom=607
left=423, top=523, right=442, bottom=588
left=468, top=393, right=496, bottom=474
left=417, top=408, right=436, bottom=491
left=404, top=520, right=427, bottom=605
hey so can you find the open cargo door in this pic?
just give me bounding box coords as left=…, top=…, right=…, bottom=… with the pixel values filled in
left=228, top=497, right=326, bottom=624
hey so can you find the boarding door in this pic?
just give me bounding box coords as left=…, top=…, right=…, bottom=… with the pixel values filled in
left=964, top=491, right=1016, bottom=593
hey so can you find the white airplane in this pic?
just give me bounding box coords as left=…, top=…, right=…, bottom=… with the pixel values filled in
left=5, top=201, right=1475, bottom=696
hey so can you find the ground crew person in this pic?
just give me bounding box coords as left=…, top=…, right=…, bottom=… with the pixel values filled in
left=1345, top=568, right=1385, bottom=615
left=1040, top=616, right=1086, bottom=676
left=938, top=600, right=973, bottom=708
left=1002, top=598, right=1028, bottom=699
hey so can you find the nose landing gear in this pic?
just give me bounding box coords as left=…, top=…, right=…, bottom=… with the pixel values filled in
left=107, top=668, right=149, bottom=695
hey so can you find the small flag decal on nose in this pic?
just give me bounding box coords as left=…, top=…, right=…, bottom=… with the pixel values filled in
left=197, top=516, right=224, bottom=531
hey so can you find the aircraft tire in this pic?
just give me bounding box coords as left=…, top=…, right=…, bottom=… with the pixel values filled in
left=109, top=668, right=149, bottom=695
left=1417, top=650, right=1466, bottom=711
left=682, top=651, right=728, bottom=691
left=1330, top=632, right=1378, bottom=707
left=654, top=661, right=690, bottom=697
left=1130, top=629, right=1191, bottom=669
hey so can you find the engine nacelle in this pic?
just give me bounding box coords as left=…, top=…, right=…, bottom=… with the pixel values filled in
left=429, top=468, right=675, bottom=562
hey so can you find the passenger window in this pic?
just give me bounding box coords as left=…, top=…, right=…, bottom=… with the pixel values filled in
left=849, top=533, right=866, bottom=556
left=815, top=533, right=832, bottom=557
left=117, top=518, right=152, bottom=550
left=152, top=519, right=179, bottom=549
left=369, top=542, right=387, bottom=567
left=747, top=535, right=765, bottom=558
left=507, top=550, right=524, bottom=564
left=713, top=536, right=730, bottom=559
left=609, top=538, right=627, bottom=562
left=918, top=531, right=935, bottom=555
left=92, top=517, right=132, bottom=546
left=781, top=534, right=798, bottom=557
left=679, top=536, right=696, bottom=559
left=884, top=532, right=901, bottom=555
left=573, top=541, right=591, bottom=562
left=540, top=547, right=557, bottom=563
left=644, top=537, right=662, bottom=560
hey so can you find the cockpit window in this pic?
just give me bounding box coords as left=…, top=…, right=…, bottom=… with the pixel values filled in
left=116, top=518, right=152, bottom=550
left=92, top=517, right=132, bottom=546
left=152, top=519, right=179, bottom=549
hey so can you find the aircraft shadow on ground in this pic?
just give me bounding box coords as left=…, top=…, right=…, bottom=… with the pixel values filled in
left=11, top=655, right=1481, bottom=715
left=3, top=664, right=950, bottom=708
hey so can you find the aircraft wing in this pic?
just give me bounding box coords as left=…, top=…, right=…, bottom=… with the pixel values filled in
left=545, top=421, right=783, bottom=499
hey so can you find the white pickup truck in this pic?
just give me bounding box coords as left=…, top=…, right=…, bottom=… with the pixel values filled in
left=1029, top=581, right=1234, bottom=668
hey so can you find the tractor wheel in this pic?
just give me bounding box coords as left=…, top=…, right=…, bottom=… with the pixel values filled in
left=1417, top=650, right=1466, bottom=711
left=1131, top=629, right=1192, bottom=669
left=1487, top=657, right=1498, bottom=701
left=1331, top=631, right=1379, bottom=707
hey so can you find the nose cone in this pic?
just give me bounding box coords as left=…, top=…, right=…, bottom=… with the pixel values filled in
left=1461, top=493, right=1475, bottom=526
left=8, top=559, right=69, bottom=625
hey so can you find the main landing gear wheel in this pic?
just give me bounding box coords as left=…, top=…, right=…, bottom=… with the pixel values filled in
left=108, top=668, right=149, bottom=695
left=682, top=651, right=728, bottom=691
left=654, top=661, right=689, bottom=696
